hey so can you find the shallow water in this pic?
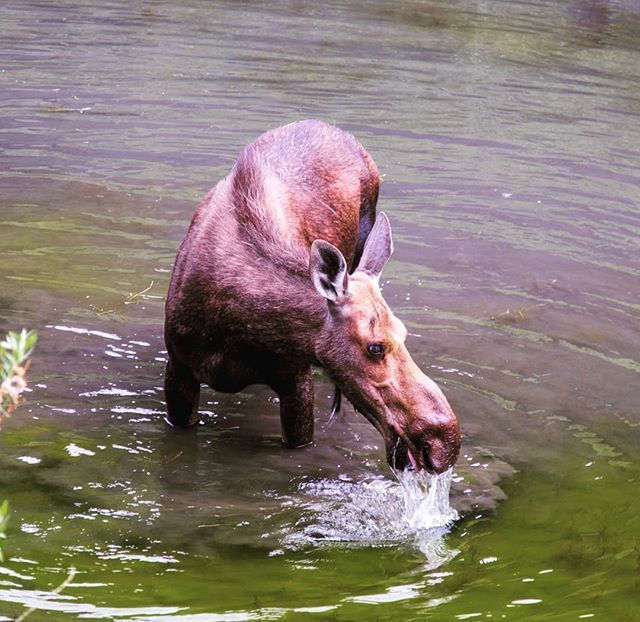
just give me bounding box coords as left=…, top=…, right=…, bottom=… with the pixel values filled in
left=1, top=0, right=640, bottom=619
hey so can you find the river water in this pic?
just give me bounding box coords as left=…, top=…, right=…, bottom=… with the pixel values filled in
left=1, top=0, right=640, bottom=619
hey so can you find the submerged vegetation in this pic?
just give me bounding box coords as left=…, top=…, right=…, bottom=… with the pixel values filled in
left=490, top=303, right=543, bottom=324
left=0, top=329, right=37, bottom=561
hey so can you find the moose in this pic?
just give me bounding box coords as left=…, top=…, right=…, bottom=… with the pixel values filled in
left=164, top=120, right=460, bottom=473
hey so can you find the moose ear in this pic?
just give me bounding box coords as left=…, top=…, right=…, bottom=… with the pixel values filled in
left=310, top=240, right=349, bottom=302
left=357, top=211, right=393, bottom=280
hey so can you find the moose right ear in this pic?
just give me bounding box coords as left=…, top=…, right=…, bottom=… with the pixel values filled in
left=309, top=240, right=349, bottom=302
left=356, top=211, right=393, bottom=281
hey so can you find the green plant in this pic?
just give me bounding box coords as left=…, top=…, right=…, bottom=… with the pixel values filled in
left=0, top=329, right=37, bottom=563
left=0, top=329, right=37, bottom=419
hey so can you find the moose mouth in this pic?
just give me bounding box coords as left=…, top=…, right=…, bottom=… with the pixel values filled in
left=345, top=393, right=460, bottom=475
left=386, top=430, right=457, bottom=475
left=387, top=432, right=424, bottom=473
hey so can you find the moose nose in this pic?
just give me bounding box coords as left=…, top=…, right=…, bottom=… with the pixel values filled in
left=412, top=372, right=461, bottom=473
left=422, top=421, right=461, bottom=474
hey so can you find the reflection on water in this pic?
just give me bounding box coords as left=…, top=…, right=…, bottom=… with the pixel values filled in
left=1, top=0, right=640, bottom=619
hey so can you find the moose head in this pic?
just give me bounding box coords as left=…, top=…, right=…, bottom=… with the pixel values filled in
left=310, top=212, right=461, bottom=473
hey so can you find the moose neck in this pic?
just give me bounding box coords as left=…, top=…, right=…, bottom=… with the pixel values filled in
left=214, top=178, right=333, bottom=362
left=238, top=250, right=329, bottom=363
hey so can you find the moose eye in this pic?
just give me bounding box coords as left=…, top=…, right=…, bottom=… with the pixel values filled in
left=367, top=343, right=385, bottom=359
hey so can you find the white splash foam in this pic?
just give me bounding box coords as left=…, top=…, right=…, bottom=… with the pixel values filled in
left=395, top=468, right=459, bottom=531
left=280, top=468, right=459, bottom=566
left=65, top=443, right=95, bottom=457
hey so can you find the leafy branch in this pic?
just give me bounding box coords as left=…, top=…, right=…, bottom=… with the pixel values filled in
left=0, top=329, right=37, bottom=563
left=0, top=329, right=38, bottom=420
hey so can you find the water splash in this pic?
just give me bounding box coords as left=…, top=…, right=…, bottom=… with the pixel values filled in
left=395, top=468, right=459, bottom=531
left=280, top=469, right=459, bottom=566
left=395, top=468, right=460, bottom=567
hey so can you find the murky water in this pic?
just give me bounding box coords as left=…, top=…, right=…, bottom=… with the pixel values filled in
left=1, top=0, right=640, bottom=619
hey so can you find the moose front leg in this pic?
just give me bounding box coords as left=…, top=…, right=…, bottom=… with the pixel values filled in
left=274, top=367, right=315, bottom=448
left=165, top=356, right=200, bottom=428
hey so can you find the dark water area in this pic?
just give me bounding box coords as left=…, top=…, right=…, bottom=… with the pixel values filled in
left=1, top=0, right=640, bottom=619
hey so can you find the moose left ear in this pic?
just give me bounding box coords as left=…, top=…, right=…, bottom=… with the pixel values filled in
left=356, top=211, right=393, bottom=280
left=309, top=240, right=349, bottom=302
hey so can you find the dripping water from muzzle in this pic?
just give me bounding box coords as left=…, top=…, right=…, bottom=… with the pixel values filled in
left=394, top=467, right=459, bottom=531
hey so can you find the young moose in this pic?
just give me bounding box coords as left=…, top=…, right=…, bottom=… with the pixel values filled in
left=164, top=120, right=460, bottom=473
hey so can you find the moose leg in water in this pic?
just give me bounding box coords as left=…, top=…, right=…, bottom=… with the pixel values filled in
left=164, top=356, right=200, bottom=428
left=270, top=366, right=314, bottom=448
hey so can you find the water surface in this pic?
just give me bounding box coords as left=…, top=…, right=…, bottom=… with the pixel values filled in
left=1, top=0, right=640, bottom=619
